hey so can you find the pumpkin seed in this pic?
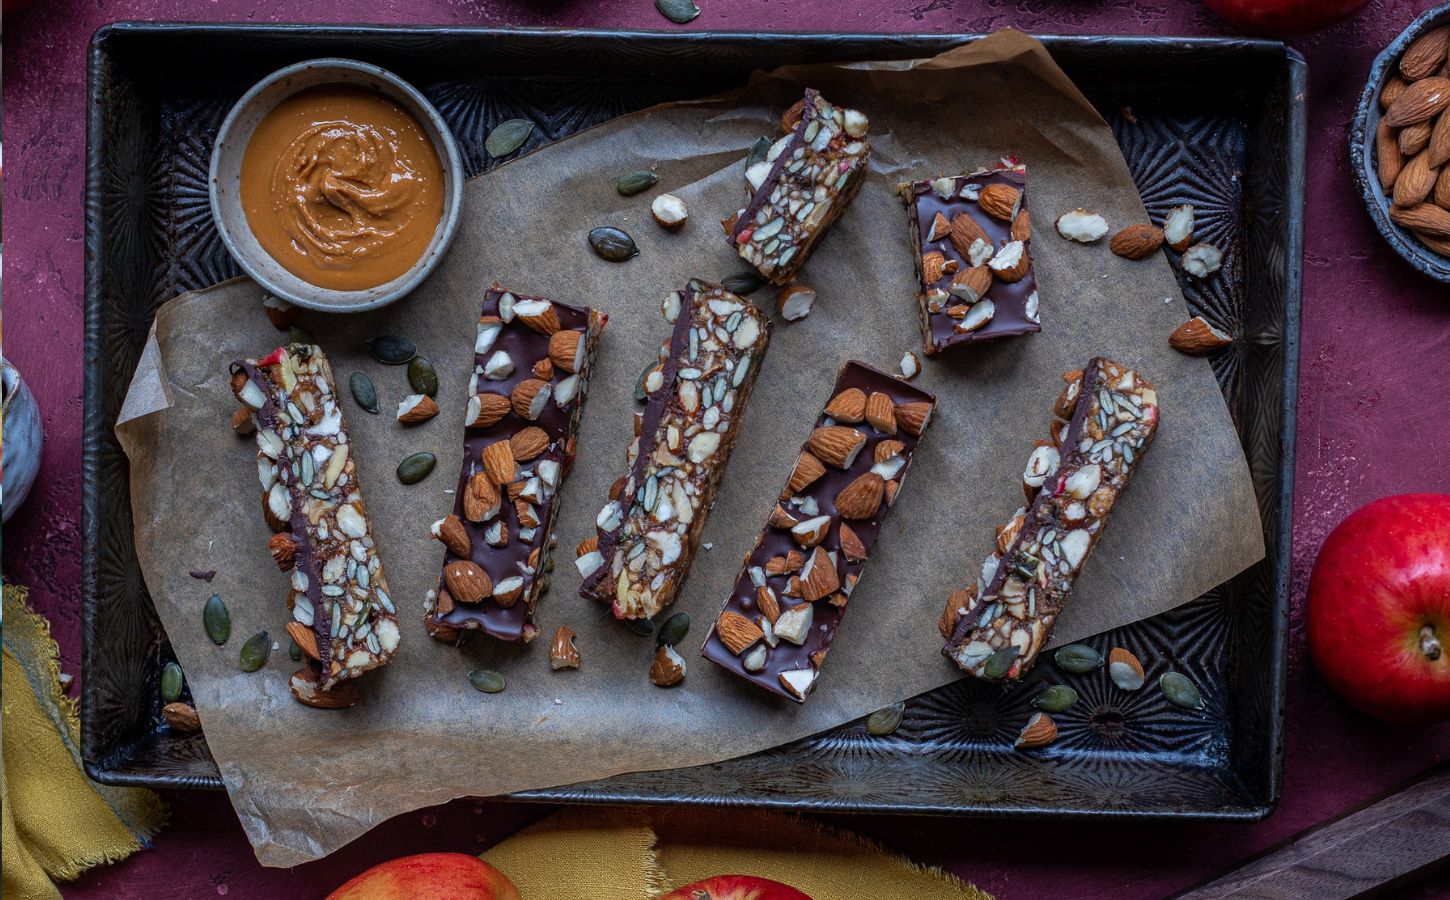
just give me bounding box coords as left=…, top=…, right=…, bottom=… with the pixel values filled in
left=656, top=612, right=690, bottom=647
left=485, top=118, right=535, bottom=158
left=468, top=669, right=506, bottom=693
left=1159, top=671, right=1205, bottom=710
left=655, top=0, right=701, bottom=24
left=408, top=355, right=439, bottom=397
left=745, top=135, right=772, bottom=169
left=239, top=631, right=271, bottom=672
left=721, top=271, right=767, bottom=296
left=983, top=645, right=1020, bottom=680
left=1032, top=684, right=1078, bottom=713
left=203, top=594, right=231, bottom=645
left=366, top=334, right=416, bottom=365
left=349, top=371, right=379, bottom=413
left=617, top=170, right=659, bottom=196
left=288, top=638, right=303, bottom=662
left=588, top=226, right=639, bottom=262
left=286, top=326, right=312, bottom=346
left=1054, top=644, right=1104, bottom=674
left=625, top=617, right=655, bottom=637
left=866, top=702, right=905, bottom=736
left=397, top=451, right=437, bottom=485
left=160, top=661, right=185, bottom=703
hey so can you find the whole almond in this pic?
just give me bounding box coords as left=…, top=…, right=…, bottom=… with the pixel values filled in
left=509, top=426, right=550, bottom=461
left=434, top=514, right=472, bottom=558
left=785, top=451, right=827, bottom=495
left=1391, top=201, right=1450, bottom=236
left=1382, top=74, right=1409, bottom=110
left=1412, top=227, right=1450, bottom=256
left=288, top=666, right=361, bottom=709
left=716, top=611, right=765, bottom=655
left=444, top=560, right=492, bottom=605
left=1010, top=208, right=1032, bottom=242
left=977, top=183, right=1021, bottom=221
left=949, top=213, right=989, bottom=258
left=1394, top=152, right=1439, bottom=207
left=839, top=522, right=868, bottom=562
left=1400, top=26, right=1450, bottom=81
left=1428, top=109, right=1450, bottom=167
left=162, top=702, right=202, bottom=731
left=481, top=440, right=517, bottom=485
left=1378, top=118, right=1405, bottom=190
left=1109, top=223, right=1164, bottom=260
left=1435, top=165, right=1450, bottom=209
left=835, top=472, right=885, bottom=520
left=1384, top=77, right=1450, bottom=127
left=894, top=401, right=932, bottom=437
left=1399, top=120, right=1433, bottom=156
left=864, top=392, right=897, bottom=435
left=807, top=426, right=866, bottom=469
left=286, top=620, right=320, bottom=661
left=1168, top=316, right=1233, bottom=355
left=548, top=329, right=584, bottom=373
left=824, top=388, right=867, bottom=423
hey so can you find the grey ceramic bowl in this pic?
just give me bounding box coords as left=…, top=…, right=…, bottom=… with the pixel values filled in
left=1349, top=3, right=1450, bottom=284
left=209, top=58, right=465, bottom=312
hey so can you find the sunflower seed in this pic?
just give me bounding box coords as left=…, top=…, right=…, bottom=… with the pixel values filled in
left=588, top=226, right=639, bottom=262
left=625, top=617, right=655, bottom=636
left=397, top=451, right=437, bottom=484
left=1054, top=644, right=1104, bottom=674
left=656, top=612, right=690, bottom=647
left=160, top=661, right=184, bottom=703
left=1031, top=684, right=1078, bottom=713
left=408, top=355, right=439, bottom=397
left=1159, top=671, right=1205, bottom=710
left=203, top=594, right=230, bottom=645
left=239, top=631, right=271, bottom=672
left=617, top=170, right=659, bottom=196
left=983, top=645, right=1020, bottom=680
left=721, top=271, right=767, bottom=296
left=866, top=702, right=905, bottom=736
left=349, top=372, right=379, bottom=413
left=468, top=669, right=506, bottom=693
left=655, top=0, right=700, bottom=23
left=485, top=118, right=535, bottom=158
left=366, top=335, right=416, bottom=365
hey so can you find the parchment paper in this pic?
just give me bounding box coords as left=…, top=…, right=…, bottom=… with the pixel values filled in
left=116, top=31, right=1264, bottom=866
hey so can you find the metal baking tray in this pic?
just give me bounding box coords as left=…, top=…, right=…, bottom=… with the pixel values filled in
left=83, top=24, right=1303, bottom=819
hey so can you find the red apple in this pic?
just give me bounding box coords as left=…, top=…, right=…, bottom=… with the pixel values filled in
left=1202, top=0, right=1369, bottom=36
left=326, top=853, right=521, bottom=900
left=662, top=874, right=813, bottom=900
left=1307, top=493, right=1450, bottom=725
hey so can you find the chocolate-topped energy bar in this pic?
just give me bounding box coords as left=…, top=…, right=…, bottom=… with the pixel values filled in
left=702, top=362, right=936, bottom=702
left=942, top=358, right=1158, bottom=681
left=425, top=284, right=606, bottom=643
left=577, top=280, right=770, bottom=621
left=723, top=88, right=870, bottom=284
left=900, top=162, right=1041, bottom=355
left=230, top=344, right=400, bottom=704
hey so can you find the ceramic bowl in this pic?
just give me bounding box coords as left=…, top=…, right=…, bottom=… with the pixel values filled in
left=2, top=357, right=44, bottom=524
left=209, top=58, right=465, bottom=312
left=1349, top=3, right=1450, bottom=284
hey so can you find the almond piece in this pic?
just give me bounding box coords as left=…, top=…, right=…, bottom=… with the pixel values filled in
left=949, top=213, right=989, bottom=258
left=757, top=585, right=781, bottom=623
left=481, top=440, right=517, bottom=486
left=1399, top=120, right=1433, bottom=156
left=650, top=193, right=689, bottom=230
left=1010, top=208, right=1031, bottom=242
left=548, top=329, right=584, bottom=373
left=988, top=240, right=1031, bottom=282
left=790, top=515, right=832, bottom=549
left=864, top=392, right=897, bottom=434
left=465, top=392, right=512, bottom=428
left=1055, top=208, right=1109, bottom=242
left=1014, top=712, right=1059, bottom=749
left=1378, top=118, right=1405, bottom=190
left=509, top=426, right=550, bottom=461
left=550, top=626, right=580, bottom=671
left=835, top=472, right=885, bottom=520
left=231, top=407, right=256, bottom=436
left=1400, top=25, right=1450, bottom=81
left=514, top=299, right=560, bottom=335
left=873, top=439, right=904, bottom=463
left=977, top=183, right=1021, bottom=221
left=444, top=560, right=492, bottom=605
left=1384, top=76, right=1450, bottom=127
left=532, top=358, right=554, bottom=381
left=268, top=533, right=297, bottom=571
left=576, top=535, right=598, bottom=558
left=1429, top=109, right=1450, bottom=168
left=927, top=211, right=952, bottom=241
left=431, top=514, right=472, bottom=558
left=1162, top=204, right=1195, bottom=251
left=1169, top=316, right=1232, bottom=355
left=650, top=645, right=687, bottom=686
left=894, top=401, right=932, bottom=436
left=948, top=265, right=992, bottom=303
left=1181, top=242, right=1223, bottom=278
left=162, top=701, right=202, bottom=731
left=463, top=473, right=501, bottom=522
left=768, top=504, right=800, bottom=529
left=288, top=667, right=362, bottom=709
left=286, top=620, right=320, bottom=661
left=1390, top=201, right=1450, bottom=236
left=435, top=587, right=456, bottom=616
left=781, top=97, right=805, bottom=133
left=807, top=426, right=866, bottom=469
left=899, top=351, right=920, bottom=381
left=1411, top=227, right=1450, bottom=256
left=1435, top=165, right=1450, bottom=209
left=839, top=522, right=868, bottom=562
left=1109, top=223, right=1165, bottom=260
left=1108, top=647, right=1145, bottom=690
left=716, top=610, right=764, bottom=655
left=1393, top=151, right=1439, bottom=207
left=510, top=378, right=553, bottom=420
left=939, top=587, right=975, bottom=640
left=262, top=294, right=297, bottom=330
left=777, top=284, right=817, bottom=321
left=922, top=251, right=947, bottom=284
left=397, top=393, right=439, bottom=425
left=785, top=451, right=827, bottom=496
left=799, top=547, right=841, bottom=602
left=824, top=387, right=867, bottom=423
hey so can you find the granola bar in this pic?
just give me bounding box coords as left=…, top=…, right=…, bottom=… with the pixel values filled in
left=701, top=362, right=936, bottom=702
left=942, top=358, right=1158, bottom=680
left=424, top=284, right=607, bottom=643
left=723, top=88, right=870, bottom=284
left=899, top=162, right=1042, bottom=355
left=577, top=280, right=770, bottom=621
left=230, top=344, right=400, bottom=700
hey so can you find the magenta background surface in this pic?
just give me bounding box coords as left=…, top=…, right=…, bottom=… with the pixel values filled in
left=3, top=1, right=1448, bottom=897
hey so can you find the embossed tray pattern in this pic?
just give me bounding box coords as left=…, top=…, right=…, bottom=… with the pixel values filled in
left=83, top=26, right=1303, bottom=819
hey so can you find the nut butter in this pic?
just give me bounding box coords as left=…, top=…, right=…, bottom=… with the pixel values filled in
left=240, top=84, right=445, bottom=292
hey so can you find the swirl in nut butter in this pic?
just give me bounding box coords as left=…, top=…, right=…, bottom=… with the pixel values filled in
left=240, top=85, right=445, bottom=292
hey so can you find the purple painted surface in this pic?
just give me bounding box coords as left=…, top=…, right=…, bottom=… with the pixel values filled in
left=3, top=0, right=1448, bottom=897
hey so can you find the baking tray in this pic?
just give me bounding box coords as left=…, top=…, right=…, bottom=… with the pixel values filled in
left=83, top=24, right=1303, bottom=820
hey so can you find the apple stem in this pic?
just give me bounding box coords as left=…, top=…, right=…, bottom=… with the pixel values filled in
left=1421, top=625, right=1442, bottom=663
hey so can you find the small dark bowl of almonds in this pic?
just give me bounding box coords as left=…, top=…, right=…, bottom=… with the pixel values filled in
left=1350, top=3, right=1450, bottom=284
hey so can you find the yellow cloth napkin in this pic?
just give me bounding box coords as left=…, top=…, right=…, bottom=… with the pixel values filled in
left=484, top=806, right=990, bottom=899
left=2, top=585, right=168, bottom=900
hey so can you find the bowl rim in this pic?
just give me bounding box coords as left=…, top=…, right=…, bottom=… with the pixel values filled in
left=207, top=57, right=466, bottom=312
left=1349, top=3, right=1450, bottom=285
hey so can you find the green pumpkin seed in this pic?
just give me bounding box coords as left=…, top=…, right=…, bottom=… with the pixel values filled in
left=1054, top=644, right=1104, bottom=674
left=866, top=702, right=905, bottom=736
left=625, top=617, right=655, bottom=636
left=397, top=451, right=437, bottom=485
left=983, top=646, right=1020, bottom=680
left=286, top=326, right=312, bottom=346
left=745, top=135, right=772, bottom=169
left=349, top=371, right=379, bottom=413
left=721, top=271, right=767, bottom=296
left=588, top=226, right=639, bottom=262
left=1032, top=684, right=1078, bottom=713
left=468, top=669, right=506, bottom=693
left=656, top=612, right=690, bottom=647
left=617, top=170, right=659, bottom=196
left=1159, top=671, right=1205, bottom=710
left=239, top=631, right=271, bottom=672
left=655, top=0, right=701, bottom=24
left=485, top=118, right=535, bottom=158
left=160, top=661, right=185, bottom=703
left=203, top=594, right=230, bottom=645
left=366, top=334, right=416, bottom=365
left=408, top=355, right=439, bottom=397
left=288, top=638, right=303, bottom=661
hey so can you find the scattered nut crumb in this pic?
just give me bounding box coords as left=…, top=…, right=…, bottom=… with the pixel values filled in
left=776, top=283, right=816, bottom=321
left=1180, top=242, right=1222, bottom=278
left=550, top=626, right=580, bottom=671
left=650, top=645, right=686, bottom=687
left=1055, top=208, right=1109, bottom=242
left=1162, top=204, right=1194, bottom=251
left=899, top=351, right=920, bottom=380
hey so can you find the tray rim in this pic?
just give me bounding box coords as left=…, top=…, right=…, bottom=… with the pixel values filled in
left=81, top=24, right=1305, bottom=821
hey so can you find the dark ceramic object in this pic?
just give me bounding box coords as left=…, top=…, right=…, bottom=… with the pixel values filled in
left=83, top=25, right=1304, bottom=821
left=1349, top=3, right=1450, bottom=283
